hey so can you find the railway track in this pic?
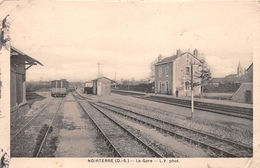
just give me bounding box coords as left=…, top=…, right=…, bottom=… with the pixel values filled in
left=112, top=90, right=253, bottom=120
left=142, top=96, right=252, bottom=119
left=73, top=94, right=163, bottom=157
left=11, top=98, right=63, bottom=157
left=93, top=101, right=252, bottom=157
left=11, top=99, right=54, bottom=141
left=73, top=90, right=93, bottom=101
left=35, top=98, right=63, bottom=157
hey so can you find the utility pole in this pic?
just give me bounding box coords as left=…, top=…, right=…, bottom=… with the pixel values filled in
left=190, top=62, right=194, bottom=118
left=97, top=62, right=102, bottom=78
left=115, top=72, right=117, bottom=89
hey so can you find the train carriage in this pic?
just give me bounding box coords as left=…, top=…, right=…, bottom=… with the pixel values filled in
left=68, top=86, right=76, bottom=92
left=51, top=79, right=69, bottom=97
left=84, top=81, right=93, bottom=94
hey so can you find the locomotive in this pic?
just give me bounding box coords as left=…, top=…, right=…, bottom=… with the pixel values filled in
left=50, top=79, right=69, bottom=97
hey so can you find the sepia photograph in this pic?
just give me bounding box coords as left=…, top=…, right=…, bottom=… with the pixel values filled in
left=0, top=0, right=259, bottom=167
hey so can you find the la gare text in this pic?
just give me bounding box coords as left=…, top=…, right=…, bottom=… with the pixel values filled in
left=87, top=159, right=180, bottom=163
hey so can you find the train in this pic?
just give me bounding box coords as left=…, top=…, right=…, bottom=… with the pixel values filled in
left=84, top=81, right=93, bottom=94
left=50, top=79, right=69, bottom=97
left=68, top=86, right=76, bottom=92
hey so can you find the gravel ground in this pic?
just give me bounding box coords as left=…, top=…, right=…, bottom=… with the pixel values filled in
left=15, top=89, right=252, bottom=157
left=43, top=93, right=112, bottom=157
left=84, top=102, right=156, bottom=157
left=12, top=92, right=113, bottom=157
left=104, top=110, right=211, bottom=157
left=95, top=93, right=253, bottom=147
left=11, top=98, right=61, bottom=157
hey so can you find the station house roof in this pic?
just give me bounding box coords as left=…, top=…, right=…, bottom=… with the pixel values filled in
left=92, top=77, right=115, bottom=83
left=11, top=46, right=43, bottom=69
left=155, top=51, right=203, bottom=66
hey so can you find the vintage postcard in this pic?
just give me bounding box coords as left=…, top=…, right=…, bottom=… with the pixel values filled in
left=0, top=0, right=259, bottom=168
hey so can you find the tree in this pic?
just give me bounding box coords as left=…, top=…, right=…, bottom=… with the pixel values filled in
left=148, top=58, right=158, bottom=83
left=194, top=59, right=212, bottom=97
left=120, top=78, right=128, bottom=85
left=177, top=55, right=212, bottom=97
left=130, top=77, right=135, bottom=85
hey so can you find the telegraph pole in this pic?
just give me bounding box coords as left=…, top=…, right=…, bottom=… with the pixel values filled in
left=97, top=62, right=102, bottom=78
left=115, top=72, right=117, bottom=89
left=191, top=62, right=194, bottom=118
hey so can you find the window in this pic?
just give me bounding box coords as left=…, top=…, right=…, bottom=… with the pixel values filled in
left=185, top=67, right=190, bottom=75
left=185, top=81, right=190, bottom=90
left=165, top=67, right=169, bottom=77
left=159, top=68, right=162, bottom=77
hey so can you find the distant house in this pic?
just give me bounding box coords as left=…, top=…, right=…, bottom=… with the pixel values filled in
left=209, top=62, right=252, bottom=93
left=92, top=77, right=115, bottom=96
left=154, top=49, right=203, bottom=97
left=10, top=46, right=43, bottom=122
left=210, top=77, right=243, bottom=92
left=222, top=61, right=245, bottom=79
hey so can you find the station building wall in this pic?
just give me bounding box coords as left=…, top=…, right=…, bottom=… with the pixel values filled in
left=155, top=52, right=201, bottom=97
left=11, top=55, right=29, bottom=123
left=10, top=47, right=43, bottom=123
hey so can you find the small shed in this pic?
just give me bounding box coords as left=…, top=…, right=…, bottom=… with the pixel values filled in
left=92, top=77, right=115, bottom=96
left=231, top=83, right=253, bottom=104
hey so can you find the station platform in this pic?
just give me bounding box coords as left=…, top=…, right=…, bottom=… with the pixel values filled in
left=111, top=89, right=253, bottom=109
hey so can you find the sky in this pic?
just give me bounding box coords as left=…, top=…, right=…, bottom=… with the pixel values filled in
left=1, top=1, right=259, bottom=82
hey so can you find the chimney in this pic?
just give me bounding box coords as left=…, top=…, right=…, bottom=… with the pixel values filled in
left=158, top=54, right=162, bottom=62
left=176, top=49, right=181, bottom=57
left=193, top=49, right=198, bottom=57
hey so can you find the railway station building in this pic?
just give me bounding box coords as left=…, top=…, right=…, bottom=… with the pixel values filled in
left=92, top=77, right=115, bottom=96
left=154, top=49, right=203, bottom=97
left=10, top=47, right=43, bottom=122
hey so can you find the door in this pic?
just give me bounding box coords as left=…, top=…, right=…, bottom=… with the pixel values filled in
left=245, top=90, right=252, bottom=103
left=162, top=83, right=165, bottom=94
